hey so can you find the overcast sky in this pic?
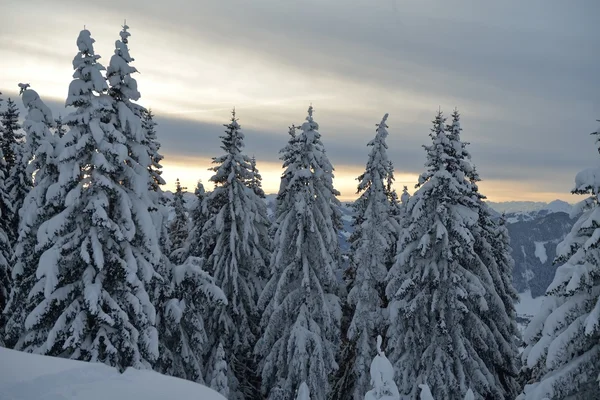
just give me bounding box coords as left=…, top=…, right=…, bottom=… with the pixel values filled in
left=1, top=0, right=598, bottom=201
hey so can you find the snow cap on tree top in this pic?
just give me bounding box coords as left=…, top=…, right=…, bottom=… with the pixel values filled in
left=19, top=85, right=54, bottom=126
left=303, top=105, right=319, bottom=131
left=77, top=29, right=96, bottom=53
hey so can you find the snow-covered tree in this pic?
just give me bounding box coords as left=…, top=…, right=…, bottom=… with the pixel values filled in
left=154, top=254, right=226, bottom=383
left=385, top=110, right=515, bottom=400
left=332, top=114, right=398, bottom=400
left=1, top=97, right=23, bottom=170
left=2, top=96, right=28, bottom=245
left=519, top=120, right=600, bottom=400
left=171, top=180, right=208, bottom=263
left=255, top=106, right=341, bottom=400
left=210, top=342, right=230, bottom=398
left=169, top=178, right=189, bottom=261
left=201, top=110, right=271, bottom=399
left=364, top=336, right=400, bottom=400
left=249, top=155, right=265, bottom=198
left=448, top=110, right=520, bottom=398
left=141, top=108, right=165, bottom=193
left=7, top=28, right=162, bottom=371
left=54, top=116, right=67, bottom=138
left=2, top=86, right=58, bottom=349
left=0, top=147, right=11, bottom=337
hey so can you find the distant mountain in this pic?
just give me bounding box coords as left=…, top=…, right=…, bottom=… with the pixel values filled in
left=487, top=200, right=576, bottom=298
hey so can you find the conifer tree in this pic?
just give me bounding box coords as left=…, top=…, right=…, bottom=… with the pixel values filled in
left=249, top=155, right=265, bottom=198
left=141, top=108, right=165, bottom=192
left=210, top=342, right=230, bottom=398
left=519, top=120, right=600, bottom=400
left=169, top=178, right=189, bottom=261
left=154, top=254, right=226, bottom=383
left=7, top=28, right=161, bottom=371
left=447, top=110, right=520, bottom=398
left=332, top=114, right=397, bottom=400
left=2, top=86, right=59, bottom=349
left=364, top=336, right=400, bottom=400
left=256, top=106, right=341, bottom=400
left=0, top=92, right=10, bottom=323
left=54, top=116, right=67, bottom=138
left=201, top=110, right=271, bottom=399
left=0, top=148, right=11, bottom=337
left=1, top=97, right=23, bottom=169
left=2, top=97, right=28, bottom=245
left=385, top=110, right=515, bottom=399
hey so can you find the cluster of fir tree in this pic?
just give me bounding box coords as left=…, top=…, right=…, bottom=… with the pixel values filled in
left=0, top=24, right=530, bottom=400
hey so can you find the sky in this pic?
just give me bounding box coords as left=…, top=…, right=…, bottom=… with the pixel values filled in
left=0, top=0, right=598, bottom=202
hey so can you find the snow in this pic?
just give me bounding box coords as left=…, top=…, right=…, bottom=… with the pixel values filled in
left=534, top=241, right=548, bottom=264
left=516, top=290, right=546, bottom=318
left=0, top=347, right=226, bottom=400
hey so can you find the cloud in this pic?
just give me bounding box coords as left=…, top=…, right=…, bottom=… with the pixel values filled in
left=1, top=0, right=598, bottom=202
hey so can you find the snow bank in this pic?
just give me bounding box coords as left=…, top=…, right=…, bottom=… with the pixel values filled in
left=0, top=347, right=226, bottom=400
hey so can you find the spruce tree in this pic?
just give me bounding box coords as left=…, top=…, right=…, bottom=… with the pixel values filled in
left=8, top=28, right=161, bottom=370
left=2, top=86, right=59, bottom=349
left=519, top=120, right=600, bottom=400
left=169, top=178, right=189, bottom=261
left=448, top=110, right=520, bottom=398
left=0, top=148, right=11, bottom=337
left=2, top=97, right=28, bottom=245
left=0, top=92, right=11, bottom=323
left=54, top=116, right=67, bottom=138
left=201, top=110, right=271, bottom=400
left=249, top=155, right=265, bottom=198
left=1, top=97, right=23, bottom=170
left=255, top=106, right=341, bottom=400
left=332, top=114, right=398, bottom=400
left=210, top=342, right=230, bottom=398
left=141, top=108, right=165, bottom=192
left=385, top=110, right=515, bottom=399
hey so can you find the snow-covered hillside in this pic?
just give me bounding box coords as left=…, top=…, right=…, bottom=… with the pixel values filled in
left=0, top=347, right=226, bottom=400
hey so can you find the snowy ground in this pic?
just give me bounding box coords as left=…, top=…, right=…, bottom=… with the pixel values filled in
left=0, top=347, right=225, bottom=400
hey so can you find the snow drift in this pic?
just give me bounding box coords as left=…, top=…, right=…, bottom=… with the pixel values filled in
left=0, top=347, right=226, bottom=400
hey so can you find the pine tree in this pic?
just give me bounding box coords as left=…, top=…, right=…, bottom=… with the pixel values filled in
left=385, top=110, right=514, bottom=399
left=2, top=97, right=28, bottom=245
left=210, top=342, right=230, bottom=398
left=1, top=97, right=23, bottom=169
left=255, top=106, right=341, bottom=400
left=141, top=108, right=165, bottom=192
left=8, top=28, right=162, bottom=371
left=2, top=86, right=59, bottom=349
left=154, top=254, right=226, bottom=383
left=201, top=110, right=271, bottom=400
left=169, top=178, right=189, bottom=262
left=249, top=155, right=265, bottom=198
left=54, top=116, right=67, bottom=138
left=519, top=120, right=600, bottom=400
left=447, top=110, right=520, bottom=398
left=0, top=147, right=11, bottom=339
left=0, top=91, right=10, bottom=325
left=364, top=336, right=400, bottom=400
left=332, top=114, right=398, bottom=400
